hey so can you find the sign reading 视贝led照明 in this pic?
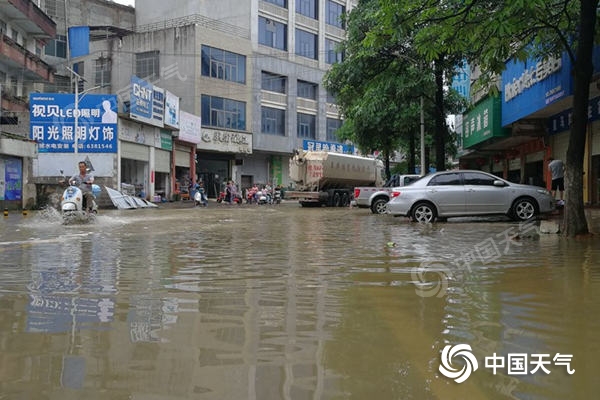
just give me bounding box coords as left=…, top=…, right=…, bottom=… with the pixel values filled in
left=29, top=93, right=118, bottom=153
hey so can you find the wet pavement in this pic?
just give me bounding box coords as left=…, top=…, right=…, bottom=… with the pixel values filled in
left=1, top=201, right=599, bottom=399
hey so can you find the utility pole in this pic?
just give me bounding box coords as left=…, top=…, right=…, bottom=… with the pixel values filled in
left=420, top=96, right=425, bottom=176
left=65, top=66, right=100, bottom=154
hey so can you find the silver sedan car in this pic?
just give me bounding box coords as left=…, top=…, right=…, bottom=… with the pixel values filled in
left=385, top=170, right=555, bottom=222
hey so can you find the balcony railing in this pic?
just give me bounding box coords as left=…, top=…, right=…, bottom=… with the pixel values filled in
left=3, top=0, right=56, bottom=38
left=0, top=34, right=54, bottom=82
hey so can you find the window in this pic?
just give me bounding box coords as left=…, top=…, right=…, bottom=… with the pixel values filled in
left=326, top=0, right=345, bottom=28
left=0, top=20, right=6, bottom=35
left=295, top=29, right=317, bottom=60
left=325, top=39, right=344, bottom=64
left=326, top=118, right=342, bottom=142
left=261, top=106, right=286, bottom=136
left=326, top=91, right=336, bottom=104
left=296, top=0, right=317, bottom=19
left=259, top=17, right=287, bottom=51
left=297, top=113, right=316, bottom=139
left=264, top=0, right=287, bottom=8
left=428, top=173, right=462, bottom=186
left=201, top=95, right=246, bottom=131
left=135, top=50, right=160, bottom=80
left=201, top=45, right=246, bottom=84
left=10, top=28, right=18, bottom=42
left=297, top=80, right=317, bottom=100
left=261, top=71, right=286, bottom=93
left=44, top=34, right=67, bottom=58
left=95, top=57, right=112, bottom=86
left=44, top=0, right=65, bottom=17
left=463, top=172, right=497, bottom=186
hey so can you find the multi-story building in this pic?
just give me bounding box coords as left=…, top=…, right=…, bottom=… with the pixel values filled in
left=110, top=0, right=355, bottom=198
left=0, top=0, right=55, bottom=209
left=28, top=0, right=135, bottom=207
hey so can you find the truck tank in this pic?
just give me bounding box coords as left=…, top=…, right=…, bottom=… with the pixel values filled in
left=290, top=150, right=384, bottom=191
left=287, top=150, right=384, bottom=207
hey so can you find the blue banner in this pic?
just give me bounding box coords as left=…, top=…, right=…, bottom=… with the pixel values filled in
left=303, top=139, right=354, bottom=154
left=68, top=26, right=90, bottom=58
left=29, top=93, right=118, bottom=153
left=4, top=157, right=22, bottom=201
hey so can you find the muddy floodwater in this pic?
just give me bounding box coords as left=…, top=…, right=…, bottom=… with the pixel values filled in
left=1, top=203, right=600, bottom=399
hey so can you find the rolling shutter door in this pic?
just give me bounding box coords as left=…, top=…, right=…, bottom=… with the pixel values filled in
left=155, top=149, right=170, bottom=173
left=121, top=141, right=148, bottom=161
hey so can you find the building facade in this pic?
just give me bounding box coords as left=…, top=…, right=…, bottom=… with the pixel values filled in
left=125, top=0, right=355, bottom=196
left=458, top=48, right=600, bottom=205
left=0, top=0, right=56, bottom=209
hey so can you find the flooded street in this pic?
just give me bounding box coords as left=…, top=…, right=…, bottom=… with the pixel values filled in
left=1, top=203, right=600, bottom=399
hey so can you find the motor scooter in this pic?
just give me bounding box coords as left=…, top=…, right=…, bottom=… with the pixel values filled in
left=59, top=170, right=101, bottom=222
left=216, top=190, right=242, bottom=204
left=192, top=184, right=208, bottom=207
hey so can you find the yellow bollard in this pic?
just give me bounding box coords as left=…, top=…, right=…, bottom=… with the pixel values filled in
left=22, top=209, right=28, bottom=216
left=3, top=208, right=8, bottom=217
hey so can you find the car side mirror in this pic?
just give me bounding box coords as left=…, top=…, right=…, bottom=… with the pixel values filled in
left=493, top=180, right=506, bottom=187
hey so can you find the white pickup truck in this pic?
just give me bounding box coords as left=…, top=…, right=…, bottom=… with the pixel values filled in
left=353, top=174, right=421, bottom=214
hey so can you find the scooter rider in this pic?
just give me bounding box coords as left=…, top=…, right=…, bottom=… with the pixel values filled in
left=70, top=161, right=95, bottom=212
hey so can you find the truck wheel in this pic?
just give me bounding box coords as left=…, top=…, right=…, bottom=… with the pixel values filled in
left=370, top=198, right=388, bottom=214
left=341, top=192, right=350, bottom=207
left=333, top=192, right=342, bottom=207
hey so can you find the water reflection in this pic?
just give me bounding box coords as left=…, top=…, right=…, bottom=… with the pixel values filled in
left=0, top=206, right=599, bottom=399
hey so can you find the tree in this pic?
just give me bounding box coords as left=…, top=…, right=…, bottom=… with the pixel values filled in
left=325, top=0, right=465, bottom=177
left=377, top=0, right=598, bottom=236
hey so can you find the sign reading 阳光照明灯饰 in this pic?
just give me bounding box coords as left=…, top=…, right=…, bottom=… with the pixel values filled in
left=29, top=93, right=118, bottom=153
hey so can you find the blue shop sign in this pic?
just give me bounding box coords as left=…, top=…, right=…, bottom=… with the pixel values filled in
left=548, top=96, right=600, bottom=135
left=130, top=76, right=164, bottom=128
left=501, top=52, right=573, bottom=127
left=303, top=139, right=354, bottom=154
left=30, top=93, right=118, bottom=153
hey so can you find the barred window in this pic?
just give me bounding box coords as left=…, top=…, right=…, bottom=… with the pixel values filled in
left=95, top=57, right=112, bottom=86
left=135, top=51, right=160, bottom=80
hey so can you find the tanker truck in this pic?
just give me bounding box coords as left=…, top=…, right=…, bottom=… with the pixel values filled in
left=286, top=150, right=385, bottom=207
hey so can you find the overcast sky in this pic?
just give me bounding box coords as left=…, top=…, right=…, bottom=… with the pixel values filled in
left=113, top=0, right=134, bottom=6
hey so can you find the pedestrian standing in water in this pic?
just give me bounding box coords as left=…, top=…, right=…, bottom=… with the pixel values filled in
left=548, top=157, right=565, bottom=206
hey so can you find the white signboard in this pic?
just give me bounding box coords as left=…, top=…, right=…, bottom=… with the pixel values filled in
left=199, top=128, right=252, bottom=154
left=178, top=110, right=202, bottom=144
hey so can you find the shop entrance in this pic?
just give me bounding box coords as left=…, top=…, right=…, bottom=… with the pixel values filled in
left=121, top=158, right=148, bottom=197
left=524, top=160, right=544, bottom=187
left=196, top=157, right=229, bottom=198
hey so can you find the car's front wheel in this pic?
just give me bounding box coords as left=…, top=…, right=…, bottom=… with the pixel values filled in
left=511, top=198, right=537, bottom=221
left=371, top=198, right=388, bottom=214
left=411, top=202, right=437, bottom=223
